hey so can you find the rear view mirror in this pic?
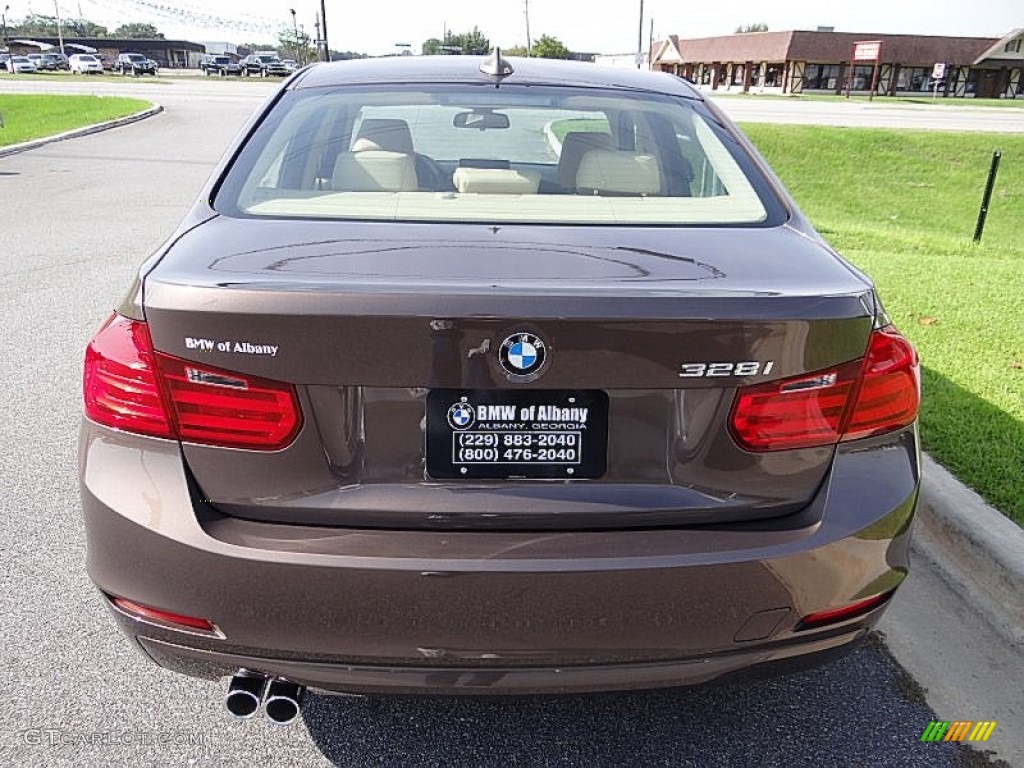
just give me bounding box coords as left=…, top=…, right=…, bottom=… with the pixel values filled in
left=453, top=110, right=510, bottom=130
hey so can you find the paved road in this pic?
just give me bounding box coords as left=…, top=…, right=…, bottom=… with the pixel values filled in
left=710, top=94, right=1024, bottom=132
left=2, top=75, right=1022, bottom=132
left=0, top=78, right=1011, bottom=767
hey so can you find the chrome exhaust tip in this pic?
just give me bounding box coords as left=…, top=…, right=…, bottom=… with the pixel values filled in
left=225, top=671, right=268, bottom=719
left=264, top=678, right=304, bottom=725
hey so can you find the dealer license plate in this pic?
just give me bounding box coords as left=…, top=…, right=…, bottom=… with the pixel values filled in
left=426, top=389, right=608, bottom=480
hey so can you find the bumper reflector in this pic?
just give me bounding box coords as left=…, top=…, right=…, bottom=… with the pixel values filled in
left=110, top=596, right=218, bottom=634
left=796, top=591, right=894, bottom=631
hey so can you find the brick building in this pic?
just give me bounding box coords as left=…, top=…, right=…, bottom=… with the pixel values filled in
left=651, top=28, right=1024, bottom=98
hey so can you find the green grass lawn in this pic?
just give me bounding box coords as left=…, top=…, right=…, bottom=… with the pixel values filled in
left=741, top=124, right=1024, bottom=525
left=0, top=94, right=152, bottom=146
left=550, top=117, right=610, bottom=142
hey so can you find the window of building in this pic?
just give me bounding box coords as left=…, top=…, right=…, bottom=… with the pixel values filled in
left=803, top=63, right=840, bottom=90
left=896, top=67, right=934, bottom=92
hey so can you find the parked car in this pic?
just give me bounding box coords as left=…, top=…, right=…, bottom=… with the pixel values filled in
left=240, top=53, right=288, bottom=77
left=97, top=54, right=116, bottom=71
left=7, top=55, right=38, bottom=74
left=42, top=52, right=70, bottom=70
left=69, top=54, right=104, bottom=75
left=114, top=52, right=157, bottom=76
left=26, top=53, right=48, bottom=70
left=280, top=59, right=298, bottom=73
left=201, top=55, right=242, bottom=77
left=145, top=57, right=160, bottom=73
left=80, top=54, right=921, bottom=723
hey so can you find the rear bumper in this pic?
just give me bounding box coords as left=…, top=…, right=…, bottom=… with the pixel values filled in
left=133, top=625, right=875, bottom=695
left=80, top=423, right=919, bottom=695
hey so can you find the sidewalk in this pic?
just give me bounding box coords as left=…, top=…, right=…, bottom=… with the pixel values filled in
left=880, top=455, right=1024, bottom=767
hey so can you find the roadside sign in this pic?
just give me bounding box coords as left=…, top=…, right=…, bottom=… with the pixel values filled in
left=853, top=40, right=882, bottom=61
left=932, top=62, right=946, bottom=79
left=849, top=40, right=883, bottom=101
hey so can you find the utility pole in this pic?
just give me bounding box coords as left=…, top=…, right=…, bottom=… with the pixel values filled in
left=53, top=0, right=64, bottom=55
left=637, top=0, right=644, bottom=69
left=648, top=18, right=654, bottom=71
left=524, top=0, right=531, bottom=57
left=319, top=0, right=329, bottom=60
left=289, top=8, right=299, bottom=65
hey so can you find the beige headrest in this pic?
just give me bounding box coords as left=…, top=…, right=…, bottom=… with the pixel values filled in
left=353, top=118, right=414, bottom=154
left=333, top=151, right=418, bottom=192
left=453, top=167, right=542, bottom=194
left=557, top=131, right=615, bottom=189
left=576, top=150, right=661, bottom=195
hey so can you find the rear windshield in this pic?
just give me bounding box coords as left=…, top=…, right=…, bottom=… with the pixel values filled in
left=216, top=83, right=783, bottom=226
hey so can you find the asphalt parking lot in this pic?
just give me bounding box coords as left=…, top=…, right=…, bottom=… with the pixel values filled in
left=0, top=77, right=1018, bottom=767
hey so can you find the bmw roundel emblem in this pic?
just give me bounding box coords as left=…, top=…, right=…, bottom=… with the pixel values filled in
left=447, top=400, right=475, bottom=430
left=499, top=332, right=548, bottom=378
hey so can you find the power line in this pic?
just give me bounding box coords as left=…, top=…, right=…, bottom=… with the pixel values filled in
left=80, top=0, right=283, bottom=36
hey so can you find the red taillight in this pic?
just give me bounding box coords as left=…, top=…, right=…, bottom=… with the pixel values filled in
left=842, top=326, right=920, bottom=441
left=730, top=326, right=919, bottom=451
left=84, top=314, right=174, bottom=439
left=83, top=313, right=301, bottom=451
left=154, top=354, right=301, bottom=450
left=796, top=591, right=893, bottom=631
left=111, top=596, right=217, bottom=633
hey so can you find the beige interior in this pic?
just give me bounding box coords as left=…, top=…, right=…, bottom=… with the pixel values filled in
left=352, top=118, right=415, bottom=153
left=453, top=167, right=542, bottom=195
left=557, top=131, right=615, bottom=189
left=332, top=151, right=419, bottom=192
left=575, top=150, right=661, bottom=196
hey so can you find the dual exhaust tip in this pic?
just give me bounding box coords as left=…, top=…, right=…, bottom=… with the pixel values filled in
left=225, top=671, right=304, bottom=725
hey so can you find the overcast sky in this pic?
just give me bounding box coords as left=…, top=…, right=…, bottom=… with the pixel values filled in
left=5, top=0, right=1020, bottom=54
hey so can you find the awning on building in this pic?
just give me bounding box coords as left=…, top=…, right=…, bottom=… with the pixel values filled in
left=12, top=39, right=56, bottom=50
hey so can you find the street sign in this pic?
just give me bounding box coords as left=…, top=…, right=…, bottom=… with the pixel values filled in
left=932, top=62, right=947, bottom=79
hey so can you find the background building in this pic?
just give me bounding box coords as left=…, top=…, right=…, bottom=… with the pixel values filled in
left=651, top=28, right=1024, bottom=98
left=9, top=37, right=205, bottom=68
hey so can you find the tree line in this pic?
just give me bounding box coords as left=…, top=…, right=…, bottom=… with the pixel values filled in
left=7, top=15, right=165, bottom=39
left=422, top=28, right=573, bottom=59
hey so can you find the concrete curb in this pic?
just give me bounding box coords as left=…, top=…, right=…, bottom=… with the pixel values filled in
left=0, top=103, right=163, bottom=158
left=912, top=454, right=1024, bottom=646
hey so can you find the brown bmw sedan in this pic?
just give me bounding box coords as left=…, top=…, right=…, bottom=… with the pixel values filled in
left=80, top=53, right=920, bottom=723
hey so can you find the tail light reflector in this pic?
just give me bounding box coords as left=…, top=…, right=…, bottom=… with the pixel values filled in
left=730, top=326, right=919, bottom=451
left=111, top=596, right=218, bottom=633
left=83, top=313, right=301, bottom=451
left=796, top=591, right=894, bottom=631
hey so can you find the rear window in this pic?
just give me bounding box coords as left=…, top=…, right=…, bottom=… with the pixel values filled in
left=216, top=84, right=783, bottom=226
